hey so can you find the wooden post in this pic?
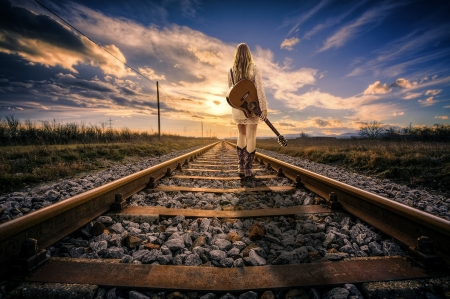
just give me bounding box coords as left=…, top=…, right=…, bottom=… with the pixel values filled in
left=157, top=81, right=160, bottom=139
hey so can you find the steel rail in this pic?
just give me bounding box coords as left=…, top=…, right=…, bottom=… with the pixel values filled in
left=233, top=143, right=450, bottom=264
left=0, top=142, right=219, bottom=275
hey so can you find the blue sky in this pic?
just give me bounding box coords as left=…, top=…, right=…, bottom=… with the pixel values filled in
left=0, top=0, right=449, bottom=138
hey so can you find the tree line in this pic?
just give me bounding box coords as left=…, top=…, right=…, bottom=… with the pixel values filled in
left=359, top=121, right=450, bottom=141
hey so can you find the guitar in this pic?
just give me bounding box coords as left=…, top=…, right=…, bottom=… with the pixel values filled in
left=226, top=79, right=287, bottom=146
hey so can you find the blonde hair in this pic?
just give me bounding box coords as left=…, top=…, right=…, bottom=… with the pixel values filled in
left=232, top=43, right=254, bottom=82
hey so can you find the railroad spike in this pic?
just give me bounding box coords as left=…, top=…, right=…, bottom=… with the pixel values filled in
left=147, top=176, right=156, bottom=189
left=407, top=236, right=446, bottom=272
left=111, top=193, right=127, bottom=211
left=176, top=162, right=182, bottom=171
left=165, top=167, right=172, bottom=177
left=277, top=167, right=285, bottom=177
left=327, top=192, right=341, bottom=209
left=296, top=175, right=305, bottom=189
left=11, top=238, right=47, bottom=276
left=183, top=159, right=189, bottom=167
left=189, top=156, right=194, bottom=162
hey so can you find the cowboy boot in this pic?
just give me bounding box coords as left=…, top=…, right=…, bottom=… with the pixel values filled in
left=245, top=149, right=256, bottom=177
left=237, top=146, right=246, bottom=174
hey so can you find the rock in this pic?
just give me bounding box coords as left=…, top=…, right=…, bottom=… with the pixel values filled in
left=106, top=287, right=116, bottom=299
left=249, top=249, right=266, bottom=266
left=110, top=223, right=125, bottom=234
left=233, top=241, right=247, bottom=251
left=90, top=240, right=107, bottom=253
left=165, top=238, right=185, bottom=251
left=344, top=283, right=364, bottom=299
left=215, top=239, right=232, bottom=251
left=382, top=240, right=405, bottom=256
left=192, top=235, right=206, bottom=249
left=242, top=244, right=259, bottom=257
left=142, top=249, right=161, bottom=264
left=167, top=292, right=190, bottom=299
left=120, top=255, right=134, bottom=263
left=322, top=287, right=349, bottom=299
left=368, top=241, right=383, bottom=255
left=132, top=249, right=150, bottom=261
left=325, top=252, right=348, bottom=261
left=97, top=216, right=114, bottom=225
left=69, top=247, right=85, bottom=258
left=219, top=293, right=235, bottom=299
left=260, top=291, right=274, bottom=299
left=248, top=222, right=264, bottom=241
left=90, top=222, right=105, bottom=236
left=239, top=291, right=257, bottom=299
left=199, top=293, right=217, bottom=299
left=233, top=258, right=244, bottom=267
left=126, top=235, right=143, bottom=249
left=129, top=290, right=151, bottom=299
left=285, top=289, right=309, bottom=299
left=185, top=254, right=202, bottom=266
left=272, top=247, right=309, bottom=265
left=144, top=243, right=161, bottom=250
left=106, top=247, right=125, bottom=259
left=209, top=250, right=227, bottom=261
left=157, top=254, right=172, bottom=265
left=226, top=231, right=242, bottom=243
left=200, top=218, right=211, bottom=232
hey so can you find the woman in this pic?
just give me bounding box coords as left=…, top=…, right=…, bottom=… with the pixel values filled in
left=228, top=43, right=268, bottom=177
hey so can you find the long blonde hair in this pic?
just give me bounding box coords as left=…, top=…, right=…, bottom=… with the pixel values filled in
left=232, top=43, right=254, bottom=82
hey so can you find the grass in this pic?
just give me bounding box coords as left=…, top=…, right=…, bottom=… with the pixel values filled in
left=0, top=137, right=217, bottom=194
left=255, top=137, right=450, bottom=196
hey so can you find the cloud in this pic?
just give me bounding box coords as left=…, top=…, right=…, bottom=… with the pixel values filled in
left=418, top=97, right=438, bottom=107
left=280, top=37, right=300, bottom=51
left=0, top=0, right=132, bottom=77
left=402, top=92, right=422, bottom=100
left=363, top=81, right=391, bottom=95
left=138, top=67, right=166, bottom=81
left=319, top=2, right=403, bottom=52
left=425, top=89, right=442, bottom=96
left=390, top=78, right=416, bottom=89
left=444, top=105, right=450, bottom=109
left=393, top=111, right=404, bottom=116
left=434, top=115, right=449, bottom=120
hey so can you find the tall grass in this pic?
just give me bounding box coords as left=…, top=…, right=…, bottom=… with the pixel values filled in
left=0, top=115, right=217, bottom=194
left=256, top=137, right=450, bottom=195
left=0, top=115, right=179, bottom=146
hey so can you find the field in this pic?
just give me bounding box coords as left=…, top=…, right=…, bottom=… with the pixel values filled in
left=255, top=137, right=450, bottom=196
left=0, top=137, right=217, bottom=194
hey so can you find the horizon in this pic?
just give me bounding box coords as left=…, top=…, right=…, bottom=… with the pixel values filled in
left=1, top=0, right=449, bottom=139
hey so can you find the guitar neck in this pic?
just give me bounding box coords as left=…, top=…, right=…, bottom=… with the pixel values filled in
left=264, top=118, right=282, bottom=137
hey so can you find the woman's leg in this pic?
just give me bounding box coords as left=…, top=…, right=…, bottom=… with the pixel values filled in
left=236, top=124, right=247, bottom=173
left=246, top=124, right=258, bottom=152
left=244, top=124, right=258, bottom=176
left=237, top=124, right=247, bottom=148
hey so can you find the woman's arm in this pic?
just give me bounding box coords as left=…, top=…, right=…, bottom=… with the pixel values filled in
left=254, top=64, right=268, bottom=120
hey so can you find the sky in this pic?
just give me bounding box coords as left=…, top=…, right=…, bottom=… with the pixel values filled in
left=0, top=0, right=449, bottom=138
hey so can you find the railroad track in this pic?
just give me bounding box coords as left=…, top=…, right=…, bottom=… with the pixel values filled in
left=0, top=141, right=449, bottom=298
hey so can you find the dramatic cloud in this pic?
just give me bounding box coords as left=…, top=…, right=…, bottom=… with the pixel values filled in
left=0, top=0, right=132, bottom=77
left=363, top=81, right=391, bottom=95
left=280, top=37, right=300, bottom=51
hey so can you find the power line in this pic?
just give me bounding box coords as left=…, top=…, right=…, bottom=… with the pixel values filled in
left=33, top=0, right=192, bottom=115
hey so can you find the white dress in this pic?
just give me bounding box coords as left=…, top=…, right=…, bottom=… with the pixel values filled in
left=228, top=63, right=268, bottom=124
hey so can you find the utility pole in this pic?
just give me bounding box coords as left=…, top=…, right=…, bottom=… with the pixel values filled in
left=157, top=81, right=160, bottom=140
left=108, top=117, right=112, bottom=130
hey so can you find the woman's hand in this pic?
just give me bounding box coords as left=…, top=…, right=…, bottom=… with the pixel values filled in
left=260, top=109, right=267, bottom=121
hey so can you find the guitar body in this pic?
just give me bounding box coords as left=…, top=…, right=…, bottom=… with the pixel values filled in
left=226, top=79, right=288, bottom=147
left=226, top=79, right=258, bottom=118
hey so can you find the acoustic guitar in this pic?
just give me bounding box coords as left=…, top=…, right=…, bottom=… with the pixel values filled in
left=226, top=79, right=288, bottom=146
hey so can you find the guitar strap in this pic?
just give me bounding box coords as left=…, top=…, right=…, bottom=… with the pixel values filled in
left=230, top=68, right=235, bottom=85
